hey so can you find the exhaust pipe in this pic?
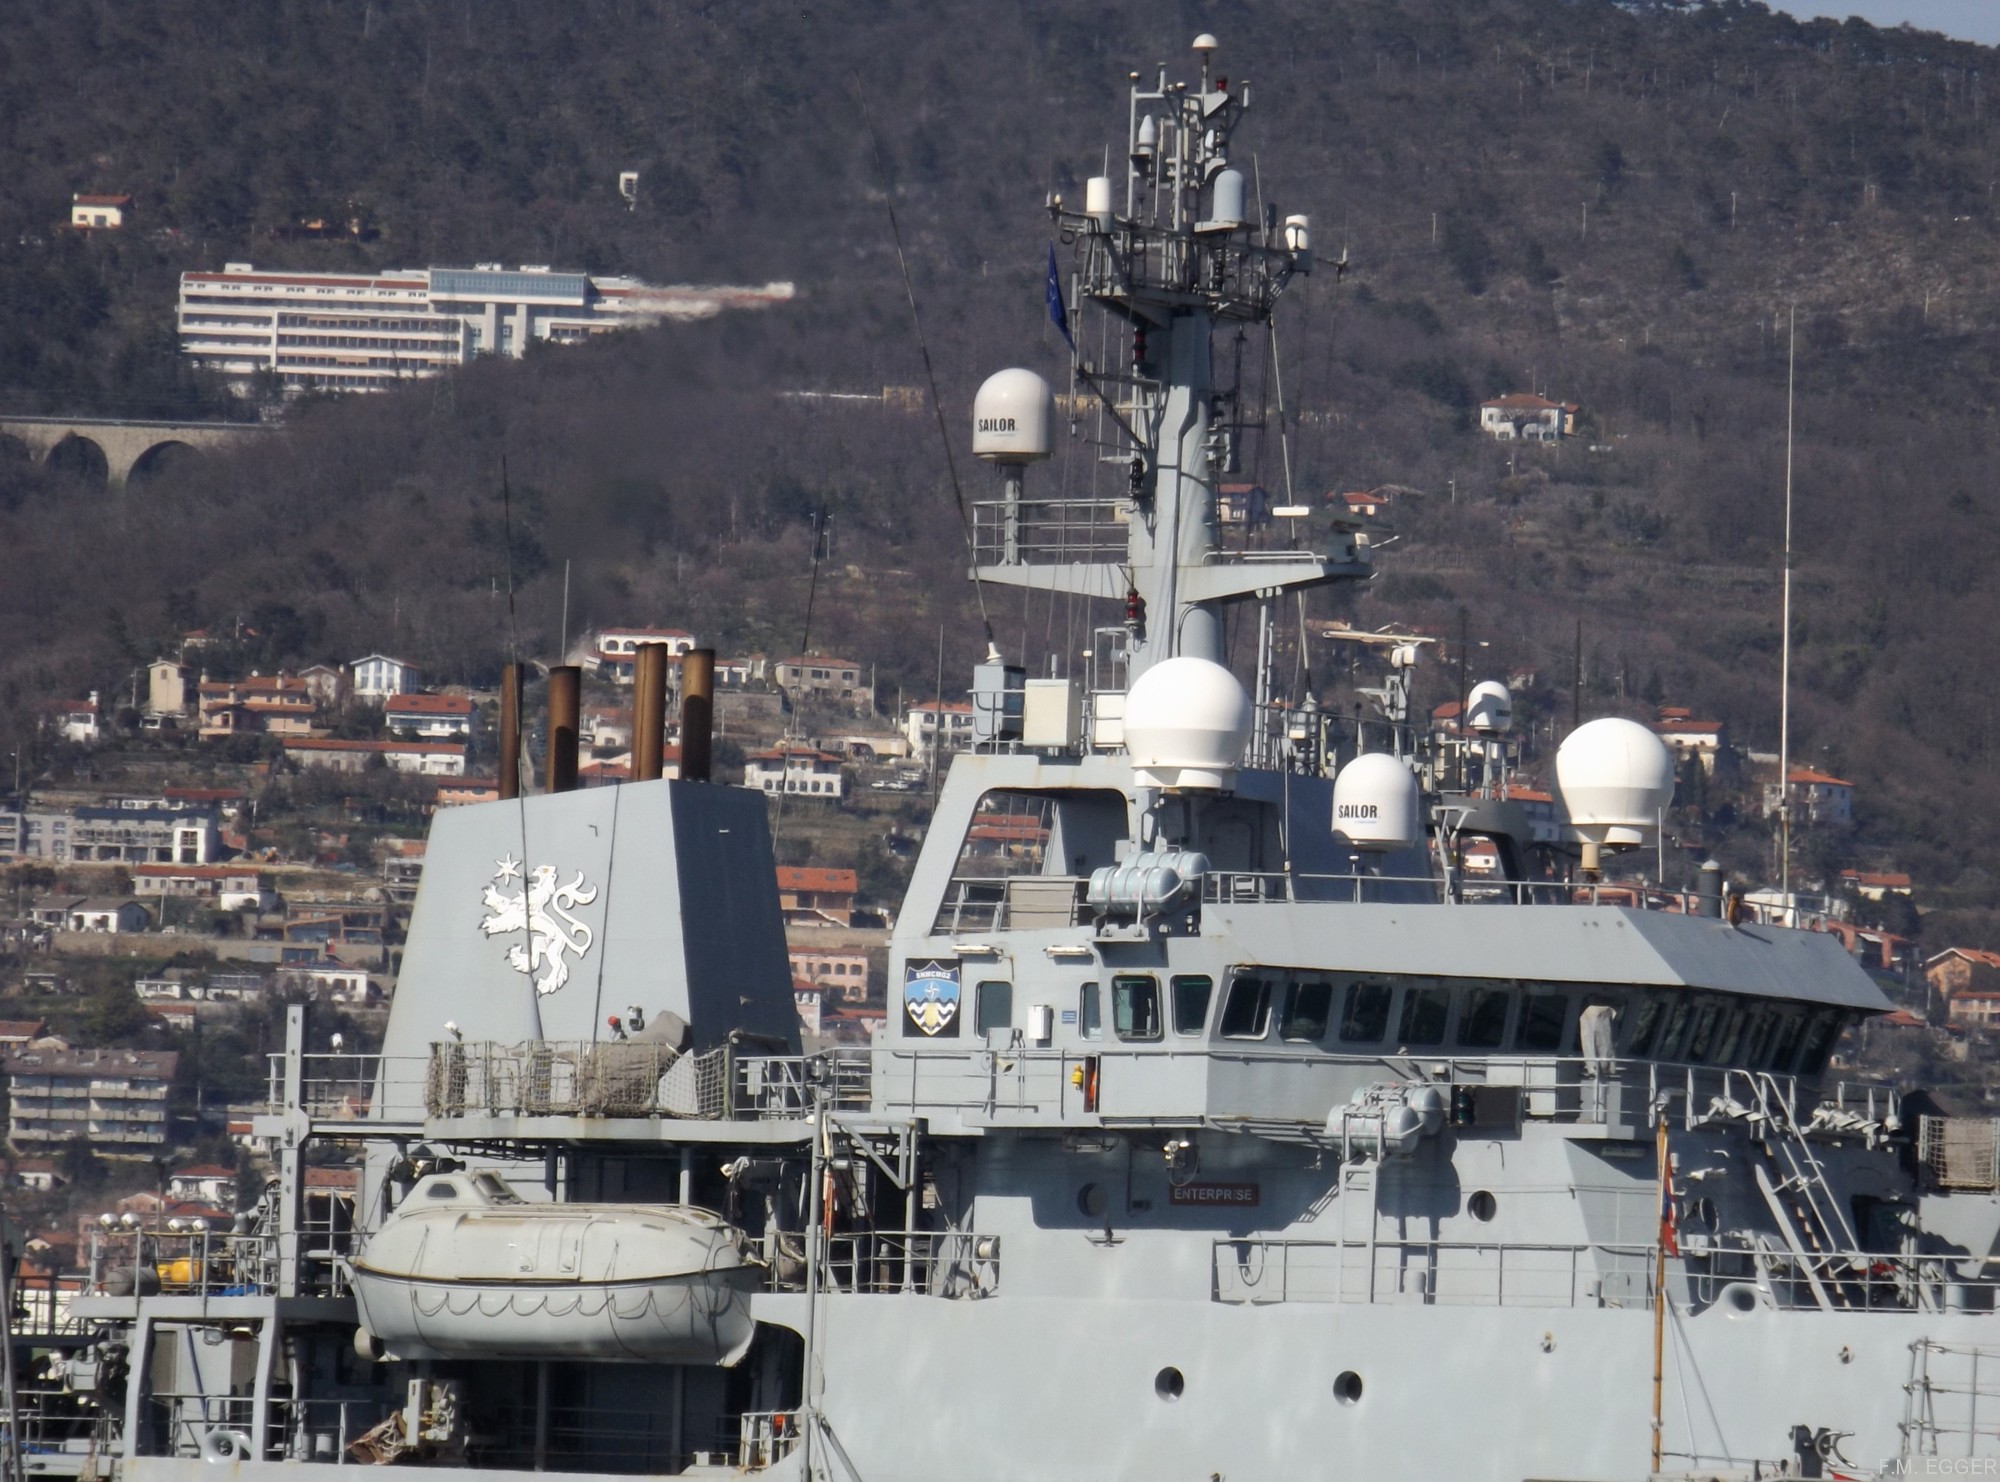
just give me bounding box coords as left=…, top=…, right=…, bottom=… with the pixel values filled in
left=680, top=648, right=715, bottom=783
left=632, top=644, right=669, bottom=782
left=498, top=662, right=523, bottom=801
left=546, top=665, right=581, bottom=794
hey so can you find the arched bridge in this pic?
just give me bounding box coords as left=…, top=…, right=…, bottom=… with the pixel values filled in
left=0, top=415, right=275, bottom=489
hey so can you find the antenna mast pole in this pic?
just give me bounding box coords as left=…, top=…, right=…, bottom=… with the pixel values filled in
left=1779, top=308, right=1796, bottom=926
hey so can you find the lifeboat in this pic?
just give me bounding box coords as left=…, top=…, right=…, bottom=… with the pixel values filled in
left=347, top=1171, right=760, bottom=1366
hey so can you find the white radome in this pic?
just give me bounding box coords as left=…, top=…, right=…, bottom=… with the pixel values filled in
left=1555, top=717, right=1675, bottom=848
left=1123, top=657, right=1253, bottom=791
left=1331, top=752, right=1421, bottom=851
left=1465, top=679, right=1513, bottom=734
left=971, top=368, right=1055, bottom=463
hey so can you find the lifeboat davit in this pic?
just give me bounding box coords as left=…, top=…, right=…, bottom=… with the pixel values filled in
left=347, top=1172, right=760, bottom=1366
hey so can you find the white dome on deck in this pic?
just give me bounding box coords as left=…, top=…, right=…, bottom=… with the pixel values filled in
left=1123, top=657, right=1253, bottom=791
left=1331, top=752, right=1421, bottom=852
left=1555, top=717, right=1675, bottom=849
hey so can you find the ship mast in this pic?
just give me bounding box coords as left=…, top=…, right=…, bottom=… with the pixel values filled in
left=972, top=35, right=1368, bottom=691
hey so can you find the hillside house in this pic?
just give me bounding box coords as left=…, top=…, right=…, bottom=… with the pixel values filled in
left=37, top=696, right=100, bottom=746
left=349, top=655, right=420, bottom=702
left=385, top=692, right=475, bottom=739
left=1337, top=489, right=1395, bottom=519
left=298, top=664, right=347, bottom=706
left=744, top=747, right=845, bottom=799
left=1840, top=870, right=1913, bottom=901
left=1478, top=392, right=1579, bottom=441
left=774, top=656, right=868, bottom=713
left=62, top=806, right=218, bottom=865
left=1763, top=767, right=1855, bottom=827
left=588, top=628, right=697, bottom=684
left=1216, top=483, right=1271, bottom=528
left=198, top=675, right=316, bottom=737
left=133, top=863, right=270, bottom=909
left=776, top=867, right=858, bottom=928
left=1927, top=948, right=2000, bottom=1003
left=904, top=702, right=976, bottom=764
left=284, top=738, right=466, bottom=776
left=147, top=661, right=191, bottom=718
left=69, top=194, right=130, bottom=230
left=166, top=1166, right=237, bottom=1206
left=1653, top=715, right=1729, bottom=774
left=790, top=948, right=872, bottom=1004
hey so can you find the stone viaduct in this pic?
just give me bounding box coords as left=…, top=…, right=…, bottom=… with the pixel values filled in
left=0, top=415, right=275, bottom=489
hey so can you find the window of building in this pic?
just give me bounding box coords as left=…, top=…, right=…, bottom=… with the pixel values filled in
left=1079, top=982, right=1101, bottom=1040
left=1111, top=975, right=1160, bottom=1041
left=1219, top=974, right=1272, bottom=1039
left=1683, top=1001, right=1722, bottom=1064
left=1171, top=976, right=1212, bottom=1036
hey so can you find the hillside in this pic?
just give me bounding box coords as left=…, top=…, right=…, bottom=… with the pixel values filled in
left=3, top=0, right=2000, bottom=937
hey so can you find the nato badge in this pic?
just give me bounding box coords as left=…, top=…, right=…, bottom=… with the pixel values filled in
left=903, top=959, right=962, bottom=1037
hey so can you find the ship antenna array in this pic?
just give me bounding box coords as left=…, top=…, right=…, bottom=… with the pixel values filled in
left=855, top=81, right=997, bottom=653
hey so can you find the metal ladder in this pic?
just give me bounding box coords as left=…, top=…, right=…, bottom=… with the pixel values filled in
left=1745, top=1071, right=1863, bottom=1310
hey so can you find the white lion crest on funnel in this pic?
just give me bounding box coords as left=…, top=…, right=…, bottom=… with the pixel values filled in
left=479, top=856, right=599, bottom=996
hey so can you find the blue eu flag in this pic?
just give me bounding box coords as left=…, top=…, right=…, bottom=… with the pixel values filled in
left=1046, top=243, right=1073, bottom=350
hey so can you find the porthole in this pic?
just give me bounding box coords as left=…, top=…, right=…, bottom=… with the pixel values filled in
left=1155, top=1367, right=1185, bottom=1402
left=1467, top=1190, right=1497, bottom=1223
left=1077, top=1183, right=1109, bottom=1219
left=1333, top=1371, right=1364, bottom=1405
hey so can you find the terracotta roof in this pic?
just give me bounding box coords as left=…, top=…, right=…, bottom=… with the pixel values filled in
left=775, top=867, right=858, bottom=895
left=1841, top=870, right=1912, bottom=889
left=910, top=702, right=973, bottom=714
left=133, top=864, right=257, bottom=879
left=1931, top=948, right=2000, bottom=970
left=1481, top=392, right=1561, bottom=411
left=171, top=1164, right=235, bottom=1179
left=304, top=1166, right=359, bottom=1190
left=0, top=1022, right=47, bottom=1041
left=384, top=693, right=473, bottom=715
left=74, top=194, right=132, bottom=207
left=1787, top=767, right=1853, bottom=787
left=1655, top=719, right=1722, bottom=735
left=778, top=656, right=861, bottom=671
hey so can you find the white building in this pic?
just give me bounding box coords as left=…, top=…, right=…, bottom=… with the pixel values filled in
left=903, top=701, right=976, bottom=764
left=284, top=739, right=466, bottom=776
left=587, top=628, right=698, bottom=684
left=1478, top=393, right=1578, bottom=442
left=384, top=693, right=475, bottom=739
left=178, top=264, right=795, bottom=393
left=743, top=747, right=846, bottom=799
left=349, top=655, right=420, bottom=701
left=71, top=194, right=129, bottom=230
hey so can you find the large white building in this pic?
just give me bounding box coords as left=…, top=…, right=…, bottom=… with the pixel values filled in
left=177, top=264, right=794, bottom=393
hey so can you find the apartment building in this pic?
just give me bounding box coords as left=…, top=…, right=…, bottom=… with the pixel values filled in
left=6, top=1047, right=180, bottom=1149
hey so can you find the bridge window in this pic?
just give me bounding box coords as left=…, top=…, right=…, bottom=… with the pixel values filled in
left=1459, top=986, right=1513, bottom=1050
left=1738, top=1009, right=1775, bottom=1068
left=1684, top=1001, right=1723, bottom=1064
left=1219, top=974, right=1272, bottom=1040
left=1764, top=1011, right=1804, bottom=1072
left=1335, top=981, right=1390, bottom=1045
left=1622, top=994, right=1665, bottom=1057
left=1795, top=1011, right=1844, bottom=1076
left=1111, top=975, right=1161, bottom=1041
left=1279, top=980, right=1333, bottom=1042
left=1397, top=985, right=1452, bottom=1048
left=1171, top=976, right=1212, bottom=1036
left=1655, top=996, right=1696, bottom=1061
left=1514, top=989, right=1570, bottom=1053
left=1712, top=1005, right=1748, bottom=1064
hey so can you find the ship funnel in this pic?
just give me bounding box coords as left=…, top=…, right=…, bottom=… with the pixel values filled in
left=632, top=644, right=670, bottom=782
left=1331, top=752, right=1420, bottom=852
left=546, top=666, right=581, bottom=794
left=681, top=648, right=715, bottom=783
left=498, top=662, right=524, bottom=799
left=1123, top=656, right=1252, bottom=791
left=1554, top=717, right=1674, bottom=869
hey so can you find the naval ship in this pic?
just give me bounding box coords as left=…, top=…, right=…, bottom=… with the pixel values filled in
left=10, top=33, right=2000, bottom=1482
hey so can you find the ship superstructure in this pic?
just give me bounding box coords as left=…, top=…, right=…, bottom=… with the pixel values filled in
left=13, top=35, right=2000, bottom=1482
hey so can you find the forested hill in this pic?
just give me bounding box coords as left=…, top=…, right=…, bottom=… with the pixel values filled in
left=3, top=0, right=2000, bottom=937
